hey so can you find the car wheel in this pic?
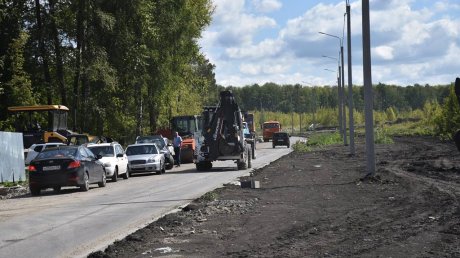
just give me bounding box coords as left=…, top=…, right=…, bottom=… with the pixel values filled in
left=112, top=167, right=118, bottom=182
left=98, top=172, right=107, bottom=187
left=156, top=162, right=163, bottom=175
left=237, top=148, right=248, bottom=170
left=53, top=186, right=61, bottom=193
left=247, top=148, right=252, bottom=169
left=287, top=144, right=290, bottom=148
left=80, top=172, right=90, bottom=191
left=30, top=186, right=41, bottom=196
left=166, top=156, right=174, bottom=170
left=272, top=144, right=275, bottom=148
left=122, top=166, right=129, bottom=179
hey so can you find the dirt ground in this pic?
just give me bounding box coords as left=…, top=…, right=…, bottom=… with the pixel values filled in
left=88, top=135, right=460, bottom=258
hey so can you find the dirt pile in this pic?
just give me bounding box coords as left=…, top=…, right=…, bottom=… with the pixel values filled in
left=89, top=136, right=460, bottom=258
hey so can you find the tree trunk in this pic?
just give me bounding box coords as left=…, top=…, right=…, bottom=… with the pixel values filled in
left=34, top=0, right=53, bottom=127
left=135, top=82, right=143, bottom=136
left=148, top=84, right=157, bottom=134
left=49, top=0, right=67, bottom=106
left=72, top=0, right=85, bottom=132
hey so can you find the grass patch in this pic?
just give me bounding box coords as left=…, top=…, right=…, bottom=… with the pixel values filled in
left=293, top=132, right=342, bottom=153
left=383, top=121, right=435, bottom=137
left=307, top=132, right=343, bottom=147
left=198, top=191, right=218, bottom=202
left=292, top=141, right=312, bottom=153
left=374, top=127, right=394, bottom=144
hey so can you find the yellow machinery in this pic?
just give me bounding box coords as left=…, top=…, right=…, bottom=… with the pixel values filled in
left=8, top=105, right=88, bottom=148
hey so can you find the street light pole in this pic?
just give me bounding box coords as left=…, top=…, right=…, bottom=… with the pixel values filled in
left=319, top=32, right=347, bottom=145
left=322, top=55, right=342, bottom=135
left=346, top=1, right=355, bottom=155
left=340, top=44, right=347, bottom=146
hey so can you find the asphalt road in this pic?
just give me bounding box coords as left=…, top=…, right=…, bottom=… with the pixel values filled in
left=0, top=139, right=296, bottom=258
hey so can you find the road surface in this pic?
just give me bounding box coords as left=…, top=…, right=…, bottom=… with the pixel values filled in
left=0, top=139, right=297, bottom=258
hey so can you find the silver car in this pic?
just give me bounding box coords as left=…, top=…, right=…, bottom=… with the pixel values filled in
left=125, top=143, right=165, bottom=175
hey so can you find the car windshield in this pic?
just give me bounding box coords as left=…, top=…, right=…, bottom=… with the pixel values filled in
left=275, top=133, right=288, bottom=137
left=126, top=145, right=158, bottom=156
left=264, top=123, right=279, bottom=129
left=136, top=137, right=165, bottom=149
left=88, top=146, right=114, bottom=157
left=37, top=148, right=78, bottom=159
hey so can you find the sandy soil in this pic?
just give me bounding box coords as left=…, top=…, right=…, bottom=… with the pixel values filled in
left=88, top=135, right=460, bottom=257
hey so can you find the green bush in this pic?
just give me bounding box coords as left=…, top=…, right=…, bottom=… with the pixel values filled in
left=374, top=126, right=394, bottom=144
left=433, top=86, right=460, bottom=140
left=292, top=140, right=311, bottom=153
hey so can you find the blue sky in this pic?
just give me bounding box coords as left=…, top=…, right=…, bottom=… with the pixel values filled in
left=199, top=0, right=460, bottom=87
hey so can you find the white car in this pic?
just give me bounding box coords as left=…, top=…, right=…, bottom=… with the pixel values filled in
left=87, top=142, right=129, bottom=182
left=25, top=143, right=65, bottom=165
left=126, top=143, right=165, bottom=175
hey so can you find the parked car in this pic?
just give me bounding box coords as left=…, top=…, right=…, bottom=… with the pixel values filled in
left=272, top=132, right=290, bottom=148
left=25, top=142, right=65, bottom=165
left=28, top=145, right=106, bottom=196
left=135, top=135, right=174, bottom=169
left=87, top=142, right=129, bottom=182
left=126, top=143, right=165, bottom=175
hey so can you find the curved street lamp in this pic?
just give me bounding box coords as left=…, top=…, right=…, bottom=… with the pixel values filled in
left=319, top=31, right=347, bottom=146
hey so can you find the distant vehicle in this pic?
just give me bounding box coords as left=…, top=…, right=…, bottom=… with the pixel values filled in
left=135, top=135, right=174, bottom=169
left=28, top=145, right=106, bottom=196
left=87, top=142, right=129, bottom=182
left=263, top=121, right=281, bottom=142
left=272, top=132, right=290, bottom=148
left=25, top=142, right=65, bottom=165
left=125, top=143, right=165, bottom=175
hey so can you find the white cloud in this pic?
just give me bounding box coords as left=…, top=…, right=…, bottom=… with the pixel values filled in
left=252, top=0, right=282, bottom=13
left=373, top=46, right=394, bottom=60
left=225, top=39, right=284, bottom=59
left=210, top=0, right=277, bottom=47
left=201, top=0, right=460, bottom=86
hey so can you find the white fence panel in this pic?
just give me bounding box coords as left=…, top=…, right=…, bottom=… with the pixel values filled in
left=0, top=131, right=25, bottom=183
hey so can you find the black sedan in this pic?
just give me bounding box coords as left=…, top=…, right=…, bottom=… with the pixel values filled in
left=28, top=145, right=106, bottom=196
left=272, top=132, right=290, bottom=148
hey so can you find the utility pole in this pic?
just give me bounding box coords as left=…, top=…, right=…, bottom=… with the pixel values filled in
left=340, top=44, right=347, bottom=146
left=362, top=0, right=375, bottom=176
left=346, top=1, right=355, bottom=155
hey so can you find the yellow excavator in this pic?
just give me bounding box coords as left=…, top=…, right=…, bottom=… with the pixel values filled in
left=8, top=105, right=89, bottom=148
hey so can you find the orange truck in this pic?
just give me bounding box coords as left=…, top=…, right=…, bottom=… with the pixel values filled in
left=262, top=121, right=281, bottom=142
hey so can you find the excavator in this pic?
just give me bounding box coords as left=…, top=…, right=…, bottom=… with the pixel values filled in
left=195, top=90, right=253, bottom=171
left=8, top=105, right=89, bottom=148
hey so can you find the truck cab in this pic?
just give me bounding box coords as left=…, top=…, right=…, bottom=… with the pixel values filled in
left=263, top=121, right=281, bottom=142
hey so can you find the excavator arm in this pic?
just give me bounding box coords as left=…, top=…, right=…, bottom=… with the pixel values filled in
left=203, top=90, right=244, bottom=160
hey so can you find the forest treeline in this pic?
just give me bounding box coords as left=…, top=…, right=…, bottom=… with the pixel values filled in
left=0, top=1, right=458, bottom=142
left=0, top=0, right=218, bottom=141
left=226, top=82, right=451, bottom=113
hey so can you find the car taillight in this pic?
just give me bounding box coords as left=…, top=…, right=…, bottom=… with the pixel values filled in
left=28, top=165, right=37, bottom=172
left=67, top=160, right=81, bottom=169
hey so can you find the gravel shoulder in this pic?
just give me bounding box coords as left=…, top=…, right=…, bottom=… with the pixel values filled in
left=89, top=135, right=460, bottom=258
